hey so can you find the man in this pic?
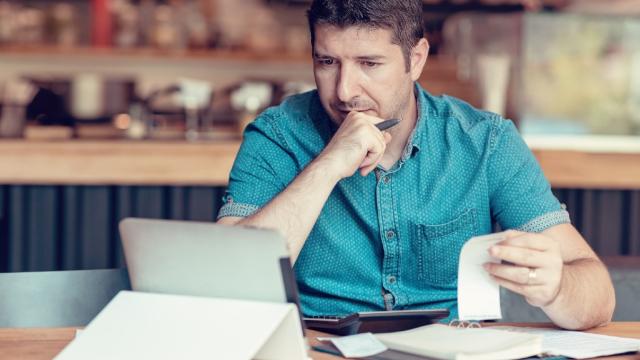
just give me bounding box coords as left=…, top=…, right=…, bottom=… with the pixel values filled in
left=217, top=0, right=614, bottom=330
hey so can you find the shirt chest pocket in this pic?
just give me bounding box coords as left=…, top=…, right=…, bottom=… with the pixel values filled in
left=415, top=209, right=477, bottom=288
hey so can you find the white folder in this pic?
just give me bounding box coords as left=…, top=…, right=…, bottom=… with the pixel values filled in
left=55, top=291, right=308, bottom=360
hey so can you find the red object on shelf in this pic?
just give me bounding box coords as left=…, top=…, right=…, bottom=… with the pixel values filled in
left=91, top=0, right=111, bottom=47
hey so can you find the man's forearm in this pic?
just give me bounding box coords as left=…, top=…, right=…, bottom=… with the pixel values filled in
left=542, top=258, right=615, bottom=330
left=236, top=158, right=340, bottom=263
left=229, top=112, right=392, bottom=262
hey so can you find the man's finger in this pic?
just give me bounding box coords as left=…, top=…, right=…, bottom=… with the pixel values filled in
left=492, top=275, right=557, bottom=307
left=504, top=229, right=526, bottom=238
left=382, top=132, right=392, bottom=144
left=484, top=263, right=543, bottom=285
left=359, top=149, right=384, bottom=176
left=489, top=245, right=547, bottom=268
left=498, top=233, right=552, bottom=251
left=360, top=158, right=379, bottom=176
left=359, top=152, right=378, bottom=168
left=360, top=162, right=380, bottom=176
left=491, top=274, right=525, bottom=294
left=361, top=136, right=385, bottom=163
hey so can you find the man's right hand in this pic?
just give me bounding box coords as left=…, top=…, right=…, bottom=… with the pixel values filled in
left=317, top=111, right=393, bottom=180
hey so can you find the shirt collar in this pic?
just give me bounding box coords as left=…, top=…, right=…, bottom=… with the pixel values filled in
left=400, top=82, right=430, bottom=162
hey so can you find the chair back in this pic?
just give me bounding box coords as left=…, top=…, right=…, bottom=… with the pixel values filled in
left=0, top=268, right=131, bottom=327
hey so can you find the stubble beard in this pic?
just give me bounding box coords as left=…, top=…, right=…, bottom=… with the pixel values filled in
left=385, top=83, right=414, bottom=135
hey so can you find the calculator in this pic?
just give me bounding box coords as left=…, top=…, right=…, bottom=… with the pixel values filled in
left=303, top=309, right=449, bottom=335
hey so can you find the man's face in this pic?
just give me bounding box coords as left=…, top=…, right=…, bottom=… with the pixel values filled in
left=312, top=24, right=414, bottom=125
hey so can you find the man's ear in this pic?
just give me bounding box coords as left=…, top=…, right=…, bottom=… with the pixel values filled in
left=410, top=38, right=430, bottom=81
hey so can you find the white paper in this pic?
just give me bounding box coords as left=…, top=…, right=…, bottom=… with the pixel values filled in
left=457, top=232, right=507, bottom=321
left=320, top=333, right=388, bottom=358
left=494, top=326, right=640, bottom=359
left=55, top=291, right=307, bottom=360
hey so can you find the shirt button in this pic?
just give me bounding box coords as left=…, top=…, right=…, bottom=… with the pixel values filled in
left=382, top=175, right=391, bottom=184
left=387, top=275, right=397, bottom=284
left=386, top=230, right=396, bottom=239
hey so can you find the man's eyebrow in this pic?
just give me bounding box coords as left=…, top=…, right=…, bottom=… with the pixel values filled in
left=356, top=55, right=386, bottom=61
left=313, top=52, right=333, bottom=59
left=312, top=53, right=386, bottom=61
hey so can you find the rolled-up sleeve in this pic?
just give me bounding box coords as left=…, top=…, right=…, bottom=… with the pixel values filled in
left=487, top=118, right=570, bottom=232
left=217, top=111, right=298, bottom=219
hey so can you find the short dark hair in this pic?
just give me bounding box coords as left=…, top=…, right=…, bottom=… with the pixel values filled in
left=307, top=0, right=424, bottom=71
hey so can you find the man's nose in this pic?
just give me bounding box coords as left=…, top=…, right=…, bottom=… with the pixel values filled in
left=336, top=64, right=360, bottom=103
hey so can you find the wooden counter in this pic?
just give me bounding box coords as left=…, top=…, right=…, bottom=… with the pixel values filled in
left=0, top=139, right=639, bottom=189
left=0, top=140, right=240, bottom=186
left=526, top=135, right=640, bottom=189
left=533, top=149, right=640, bottom=189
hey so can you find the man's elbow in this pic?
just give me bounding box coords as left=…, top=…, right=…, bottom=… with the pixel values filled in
left=573, top=295, right=615, bottom=330
left=216, top=216, right=245, bottom=226
left=592, top=260, right=616, bottom=328
left=597, top=278, right=616, bottom=327
left=573, top=270, right=616, bottom=330
left=552, top=259, right=616, bottom=330
left=558, top=298, right=614, bottom=330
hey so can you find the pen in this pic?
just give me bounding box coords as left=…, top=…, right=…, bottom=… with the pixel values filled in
left=375, top=119, right=400, bottom=131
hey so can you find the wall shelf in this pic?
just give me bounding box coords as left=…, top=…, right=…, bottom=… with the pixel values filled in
left=0, top=45, right=311, bottom=63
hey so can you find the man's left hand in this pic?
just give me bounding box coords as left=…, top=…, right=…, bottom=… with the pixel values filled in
left=483, top=230, right=563, bottom=308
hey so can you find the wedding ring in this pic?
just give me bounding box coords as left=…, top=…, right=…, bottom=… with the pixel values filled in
left=527, top=267, right=537, bottom=284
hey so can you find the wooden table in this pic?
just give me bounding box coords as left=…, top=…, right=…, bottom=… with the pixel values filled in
left=1, top=323, right=638, bottom=360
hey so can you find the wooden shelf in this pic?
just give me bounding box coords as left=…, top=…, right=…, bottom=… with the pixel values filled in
left=0, top=139, right=639, bottom=189
left=0, top=45, right=311, bottom=63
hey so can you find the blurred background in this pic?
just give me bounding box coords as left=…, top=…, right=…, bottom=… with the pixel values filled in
left=0, top=0, right=638, bottom=272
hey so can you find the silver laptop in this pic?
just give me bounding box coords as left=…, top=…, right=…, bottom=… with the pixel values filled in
left=118, top=218, right=294, bottom=304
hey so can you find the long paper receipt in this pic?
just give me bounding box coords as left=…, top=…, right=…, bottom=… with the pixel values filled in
left=457, top=232, right=507, bottom=321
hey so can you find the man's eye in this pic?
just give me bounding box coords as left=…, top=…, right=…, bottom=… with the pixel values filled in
left=318, top=58, right=334, bottom=65
left=362, top=61, right=379, bottom=67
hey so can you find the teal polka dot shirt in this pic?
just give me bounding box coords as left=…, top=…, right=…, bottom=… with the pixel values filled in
left=218, top=84, right=570, bottom=319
